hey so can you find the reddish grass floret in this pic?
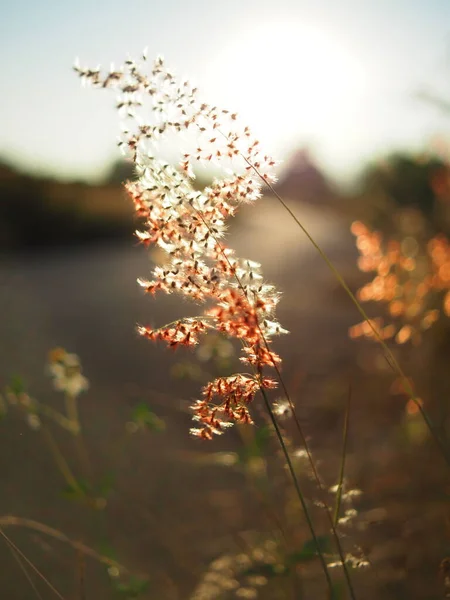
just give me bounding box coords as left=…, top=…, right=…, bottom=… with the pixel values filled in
left=75, top=53, right=287, bottom=438
left=350, top=220, right=449, bottom=345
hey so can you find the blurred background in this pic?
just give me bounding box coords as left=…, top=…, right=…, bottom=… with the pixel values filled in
left=2, top=1, right=450, bottom=599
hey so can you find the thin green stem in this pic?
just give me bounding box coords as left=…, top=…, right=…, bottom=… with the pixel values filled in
left=194, top=184, right=355, bottom=597
left=0, top=527, right=66, bottom=600
left=0, top=516, right=126, bottom=572
left=35, top=403, right=76, bottom=433
left=249, top=159, right=450, bottom=468
left=334, top=386, right=351, bottom=528
left=259, top=384, right=335, bottom=595
left=65, top=394, right=80, bottom=434
left=159, top=128, right=353, bottom=594
left=264, top=357, right=357, bottom=599
left=41, top=426, right=82, bottom=494
left=65, top=393, right=93, bottom=485
left=7, top=543, right=44, bottom=600
left=236, top=425, right=289, bottom=546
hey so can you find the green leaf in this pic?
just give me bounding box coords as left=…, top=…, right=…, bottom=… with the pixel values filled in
left=254, top=424, right=272, bottom=450
left=171, top=361, right=203, bottom=381
left=131, top=403, right=165, bottom=433
left=60, top=478, right=90, bottom=502
left=98, top=542, right=118, bottom=562
left=238, top=424, right=272, bottom=464
left=329, top=580, right=347, bottom=600
left=113, top=575, right=149, bottom=598
left=98, top=471, right=116, bottom=497
left=9, top=375, right=26, bottom=395
left=287, top=535, right=332, bottom=565
left=242, top=562, right=288, bottom=579
left=334, top=385, right=351, bottom=527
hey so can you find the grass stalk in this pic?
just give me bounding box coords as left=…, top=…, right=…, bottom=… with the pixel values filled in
left=0, top=527, right=66, bottom=600
left=249, top=161, right=450, bottom=468
left=64, top=393, right=93, bottom=485
left=196, top=197, right=356, bottom=597
left=7, top=543, right=44, bottom=600
left=0, top=516, right=126, bottom=572
left=64, top=394, right=80, bottom=434
left=262, top=350, right=357, bottom=599
left=258, top=384, right=335, bottom=596
left=334, top=385, right=351, bottom=528
left=41, top=426, right=82, bottom=494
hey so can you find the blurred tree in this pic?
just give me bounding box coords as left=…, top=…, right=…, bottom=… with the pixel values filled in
left=361, top=154, right=444, bottom=215
left=354, top=153, right=449, bottom=234
left=275, top=148, right=334, bottom=205
left=0, top=161, right=131, bottom=250
left=0, top=163, right=67, bottom=248
left=105, top=159, right=135, bottom=184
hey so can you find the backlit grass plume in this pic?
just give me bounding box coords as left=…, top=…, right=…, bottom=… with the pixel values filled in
left=74, top=52, right=287, bottom=439
left=350, top=221, right=450, bottom=345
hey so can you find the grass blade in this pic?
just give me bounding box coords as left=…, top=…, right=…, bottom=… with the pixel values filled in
left=334, top=385, right=351, bottom=528
left=0, top=526, right=66, bottom=600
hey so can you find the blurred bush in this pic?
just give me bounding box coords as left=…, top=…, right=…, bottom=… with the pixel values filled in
left=345, top=150, right=450, bottom=357
left=0, top=161, right=134, bottom=251
left=347, top=151, right=450, bottom=236
left=0, top=158, right=217, bottom=252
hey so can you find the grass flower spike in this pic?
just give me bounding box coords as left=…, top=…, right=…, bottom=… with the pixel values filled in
left=75, top=53, right=287, bottom=438
left=48, top=347, right=89, bottom=398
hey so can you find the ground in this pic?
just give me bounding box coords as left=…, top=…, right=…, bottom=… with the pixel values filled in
left=0, top=197, right=448, bottom=599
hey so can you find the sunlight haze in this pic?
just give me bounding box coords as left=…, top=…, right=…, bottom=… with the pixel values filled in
left=2, top=0, right=450, bottom=183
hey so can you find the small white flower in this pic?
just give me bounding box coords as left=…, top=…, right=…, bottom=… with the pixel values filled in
left=17, top=393, right=31, bottom=408
left=47, top=348, right=89, bottom=398
left=273, top=399, right=292, bottom=419
left=27, top=414, right=41, bottom=431
left=213, top=452, right=238, bottom=467
left=107, top=566, right=120, bottom=578
left=125, top=421, right=139, bottom=434
left=246, top=575, right=268, bottom=587
left=63, top=353, right=81, bottom=368
left=293, top=448, right=308, bottom=460
left=236, top=588, right=258, bottom=599
left=6, top=390, right=18, bottom=405
left=64, top=374, right=89, bottom=398
left=343, top=489, right=363, bottom=500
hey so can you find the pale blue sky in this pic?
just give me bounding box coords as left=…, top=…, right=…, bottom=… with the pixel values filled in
left=2, top=0, right=450, bottom=183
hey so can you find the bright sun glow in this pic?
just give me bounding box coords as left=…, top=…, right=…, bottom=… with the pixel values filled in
left=205, top=21, right=367, bottom=160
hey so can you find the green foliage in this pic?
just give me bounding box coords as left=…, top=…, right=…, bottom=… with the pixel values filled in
left=237, top=424, right=272, bottom=464
left=113, top=575, right=149, bottom=599
left=286, top=535, right=332, bottom=566
left=357, top=152, right=448, bottom=233
left=61, top=478, right=90, bottom=503
left=99, top=541, right=118, bottom=562
left=362, top=153, right=442, bottom=213
left=61, top=473, right=114, bottom=509
left=0, top=162, right=133, bottom=251
left=61, top=474, right=110, bottom=510
left=171, top=360, right=204, bottom=381
left=241, top=536, right=332, bottom=581
left=104, top=544, right=149, bottom=600
left=97, top=470, right=116, bottom=498
left=243, top=561, right=289, bottom=578
left=131, top=403, right=165, bottom=433
left=8, top=374, right=26, bottom=395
